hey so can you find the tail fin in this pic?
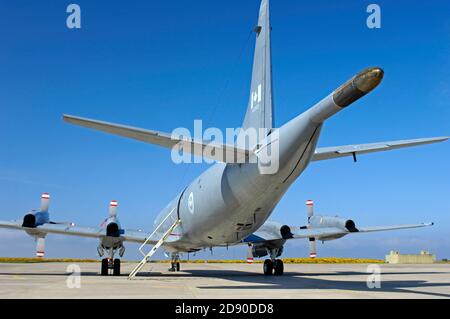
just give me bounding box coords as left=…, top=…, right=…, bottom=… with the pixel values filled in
left=239, top=0, right=273, bottom=148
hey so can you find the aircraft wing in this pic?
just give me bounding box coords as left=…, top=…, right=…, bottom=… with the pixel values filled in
left=290, top=222, right=433, bottom=239
left=0, top=220, right=153, bottom=244
left=312, top=137, right=448, bottom=162
left=243, top=222, right=433, bottom=244
left=0, top=220, right=28, bottom=231
left=63, top=115, right=250, bottom=164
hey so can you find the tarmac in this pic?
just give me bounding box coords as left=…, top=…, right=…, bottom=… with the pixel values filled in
left=0, top=262, right=449, bottom=299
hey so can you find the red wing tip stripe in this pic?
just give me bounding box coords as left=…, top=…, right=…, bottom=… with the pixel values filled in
left=306, top=200, right=313, bottom=205
left=41, top=194, right=50, bottom=199
left=309, top=254, right=317, bottom=258
left=246, top=258, right=254, bottom=263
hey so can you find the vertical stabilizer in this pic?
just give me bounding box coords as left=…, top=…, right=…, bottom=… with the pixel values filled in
left=239, top=0, right=273, bottom=148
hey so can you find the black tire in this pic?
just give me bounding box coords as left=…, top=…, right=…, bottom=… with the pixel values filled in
left=263, top=259, right=274, bottom=275
left=274, top=259, right=284, bottom=276
left=176, top=262, right=180, bottom=272
left=101, top=258, right=108, bottom=276
left=113, top=259, right=121, bottom=276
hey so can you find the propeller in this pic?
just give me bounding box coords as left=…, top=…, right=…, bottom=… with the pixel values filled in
left=306, top=200, right=317, bottom=259
left=40, top=193, right=50, bottom=213
left=109, top=200, right=118, bottom=217
left=40, top=193, right=74, bottom=226
left=36, top=237, right=45, bottom=258
left=246, top=244, right=254, bottom=264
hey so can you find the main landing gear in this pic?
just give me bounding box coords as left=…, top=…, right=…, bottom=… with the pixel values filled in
left=262, top=248, right=284, bottom=276
left=263, top=259, right=284, bottom=275
left=99, top=245, right=124, bottom=276
left=168, top=253, right=181, bottom=272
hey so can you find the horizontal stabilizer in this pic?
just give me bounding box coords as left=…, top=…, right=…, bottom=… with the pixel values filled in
left=312, top=137, right=448, bottom=162
left=63, top=115, right=251, bottom=163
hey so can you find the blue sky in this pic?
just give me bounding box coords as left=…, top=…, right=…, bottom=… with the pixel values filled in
left=0, top=0, right=449, bottom=260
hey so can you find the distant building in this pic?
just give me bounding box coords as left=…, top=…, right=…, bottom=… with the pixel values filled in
left=385, top=250, right=436, bottom=264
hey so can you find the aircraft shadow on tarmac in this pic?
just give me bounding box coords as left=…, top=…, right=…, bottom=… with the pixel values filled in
left=0, top=271, right=99, bottom=277
left=2, top=268, right=450, bottom=298
left=135, top=269, right=450, bottom=298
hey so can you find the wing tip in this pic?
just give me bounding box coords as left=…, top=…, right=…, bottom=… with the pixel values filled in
left=432, top=136, right=449, bottom=142
left=62, top=114, right=79, bottom=123
left=419, top=222, right=434, bottom=227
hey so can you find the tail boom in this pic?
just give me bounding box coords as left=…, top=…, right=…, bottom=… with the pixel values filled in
left=306, top=67, right=384, bottom=124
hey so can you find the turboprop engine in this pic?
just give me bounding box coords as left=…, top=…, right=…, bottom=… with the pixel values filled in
left=21, top=193, right=73, bottom=258
left=101, top=200, right=122, bottom=238
left=301, top=200, right=359, bottom=257
left=252, top=244, right=269, bottom=258
left=22, top=193, right=50, bottom=228
left=309, top=215, right=358, bottom=233
left=98, top=200, right=125, bottom=259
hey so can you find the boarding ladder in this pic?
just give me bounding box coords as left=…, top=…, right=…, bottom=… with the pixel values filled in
left=128, top=208, right=180, bottom=279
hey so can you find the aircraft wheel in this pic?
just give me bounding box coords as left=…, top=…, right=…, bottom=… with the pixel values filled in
left=176, top=262, right=180, bottom=272
left=274, top=259, right=284, bottom=276
left=101, top=258, right=108, bottom=276
left=263, top=259, right=274, bottom=275
left=113, top=259, right=121, bottom=276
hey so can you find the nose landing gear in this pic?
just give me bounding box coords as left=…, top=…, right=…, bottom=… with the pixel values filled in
left=168, top=253, right=181, bottom=272
left=99, top=246, right=123, bottom=276
left=101, top=258, right=121, bottom=276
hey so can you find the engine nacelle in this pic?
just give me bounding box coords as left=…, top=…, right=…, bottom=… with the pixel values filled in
left=22, top=211, right=50, bottom=228
left=251, top=244, right=283, bottom=258
left=106, top=222, right=121, bottom=237
left=280, top=225, right=293, bottom=239
left=22, top=214, right=36, bottom=228
left=309, top=215, right=358, bottom=232
left=252, top=245, right=268, bottom=258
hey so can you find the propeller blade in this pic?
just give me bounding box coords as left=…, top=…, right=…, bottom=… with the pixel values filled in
left=306, top=199, right=314, bottom=220
left=40, top=193, right=50, bottom=213
left=109, top=200, right=118, bottom=216
left=36, top=237, right=45, bottom=258
left=309, top=238, right=317, bottom=258
left=306, top=200, right=317, bottom=258
left=246, top=244, right=254, bottom=264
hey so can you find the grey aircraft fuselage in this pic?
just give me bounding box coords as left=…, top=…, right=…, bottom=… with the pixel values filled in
left=153, top=0, right=384, bottom=254
left=157, top=112, right=322, bottom=252
left=0, top=0, right=445, bottom=273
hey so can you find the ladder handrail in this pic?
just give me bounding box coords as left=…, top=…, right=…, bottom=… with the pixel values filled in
left=128, top=218, right=181, bottom=279
left=138, top=206, right=177, bottom=256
